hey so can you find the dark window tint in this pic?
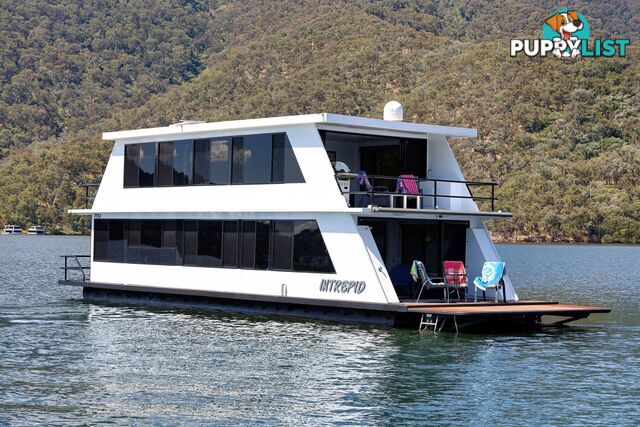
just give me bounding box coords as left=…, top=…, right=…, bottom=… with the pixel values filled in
left=93, top=219, right=108, bottom=261
left=138, top=143, right=156, bottom=187
left=183, top=221, right=198, bottom=266
left=255, top=220, right=271, bottom=270
left=107, top=220, right=125, bottom=262
left=197, top=221, right=222, bottom=267
left=140, top=220, right=162, bottom=248
left=193, top=139, right=211, bottom=185
left=243, top=134, right=272, bottom=184
left=211, top=138, right=231, bottom=185
left=443, top=222, right=467, bottom=264
left=403, top=139, right=427, bottom=178
left=272, top=220, right=293, bottom=270
left=223, top=221, right=238, bottom=267
left=241, top=221, right=256, bottom=268
left=157, top=142, right=174, bottom=186
left=293, top=221, right=334, bottom=273
left=271, top=135, right=285, bottom=183
left=231, top=137, right=244, bottom=184
left=173, top=140, right=192, bottom=186
left=282, top=134, right=304, bottom=183
left=128, top=220, right=141, bottom=246
left=124, top=145, right=140, bottom=187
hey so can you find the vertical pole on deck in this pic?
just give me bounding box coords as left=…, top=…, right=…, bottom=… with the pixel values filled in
left=434, top=180, right=438, bottom=209
left=491, top=184, right=495, bottom=211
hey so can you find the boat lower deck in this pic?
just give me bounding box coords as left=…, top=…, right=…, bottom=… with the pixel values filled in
left=397, top=301, right=611, bottom=332
left=59, top=279, right=610, bottom=332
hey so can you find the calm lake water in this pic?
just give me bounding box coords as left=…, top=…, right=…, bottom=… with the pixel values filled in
left=1, top=236, right=639, bottom=425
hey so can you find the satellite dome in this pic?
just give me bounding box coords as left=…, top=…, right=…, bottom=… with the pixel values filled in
left=383, top=101, right=404, bottom=121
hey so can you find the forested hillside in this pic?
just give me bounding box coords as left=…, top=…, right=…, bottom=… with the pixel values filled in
left=0, top=0, right=638, bottom=242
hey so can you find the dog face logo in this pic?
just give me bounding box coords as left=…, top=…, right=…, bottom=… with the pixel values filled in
left=542, top=9, right=590, bottom=58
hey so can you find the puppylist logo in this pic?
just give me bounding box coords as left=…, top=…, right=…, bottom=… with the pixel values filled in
left=511, top=9, right=630, bottom=58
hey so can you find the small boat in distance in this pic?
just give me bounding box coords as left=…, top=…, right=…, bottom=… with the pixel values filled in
left=2, top=225, right=22, bottom=234
left=27, top=225, right=45, bottom=235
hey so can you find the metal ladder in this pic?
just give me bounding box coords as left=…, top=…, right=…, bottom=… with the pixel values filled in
left=419, top=313, right=440, bottom=332
left=419, top=313, right=459, bottom=333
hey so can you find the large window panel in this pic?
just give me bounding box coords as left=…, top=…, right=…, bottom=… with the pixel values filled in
left=231, top=137, right=244, bottom=184
left=281, top=134, right=304, bottom=183
left=124, top=145, right=140, bottom=187
left=173, top=140, right=192, bottom=186
left=107, top=220, right=125, bottom=262
left=193, top=139, right=211, bottom=185
left=197, top=221, right=222, bottom=267
left=157, top=142, right=174, bottom=186
left=272, top=220, right=293, bottom=270
left=243, top=134, right=272, bottom=184
left=293, top=220, right=334, bottom=273
left=241, top=221, right=256, bottom=268
left=222, top=221, right=238, bottom=267
left=183, top=221, right=198, bottom=266
left=93, top=219, right=108, bottom=261
left=138, top=143, right=156, bottom=187
left=255, top=220, right=271, bottom=270
left=211, top=138, right=231, bottom=185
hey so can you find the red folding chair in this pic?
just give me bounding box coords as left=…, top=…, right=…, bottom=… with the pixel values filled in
left=444, top=261, right=468, bottom=302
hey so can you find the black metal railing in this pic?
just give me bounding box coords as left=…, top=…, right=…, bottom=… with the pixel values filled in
left=60, top=255, right=91, bottom=282
left=335, top=173, right=499, bottom=212
left=80, top=183, right=99, bottom=209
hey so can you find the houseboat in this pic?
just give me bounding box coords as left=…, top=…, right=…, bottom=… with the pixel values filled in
left=60, top=104, right=609, bottom=331
left=3, top=225, right=22, bottom=234
left=27, top=225, right=45, bottom=235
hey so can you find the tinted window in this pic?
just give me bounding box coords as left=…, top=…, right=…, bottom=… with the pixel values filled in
left=140, top=220, right=162, bottom=248
left=243, top=134, right=272, bottom=184
left=173, top=140, right=192, bottom=186
left=403, top=139, right=427, bottom=178
left=193, top=139, right=211, bottom=185
left=293, top=221, right=334, bottom=273
left=241, top=221, right=256, bottom=268
left=272, top=220, right=293, bottom=270
left=211, top=138, right=230, bottom=185
left=183, top=221, right=198, bottom=266
left=138, top=143, right=156, bottom=187
left=93, top=219, right=108, bottom=261
left=255, top=220, right=271, bottom=270
left=271, top=135, right=285, bottom=183
left=223, top=221, right=238, bottom=267
left=157, top=142, right=174, bottom=186
left=106, top=220, right=125, bottom=262
left=282, top=134, right=304, bottom=183
left=231, top=137, right=244, bottom=184
left=124, top=145, right=140, bottom=187
left=197, top=221, right=222, bottom=267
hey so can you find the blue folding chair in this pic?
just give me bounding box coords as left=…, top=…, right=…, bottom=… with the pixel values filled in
left=473, top=262, right=506, bottom=302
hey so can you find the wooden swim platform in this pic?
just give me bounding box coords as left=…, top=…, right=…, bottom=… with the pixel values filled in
left=398, top=301, right=611, bottom=331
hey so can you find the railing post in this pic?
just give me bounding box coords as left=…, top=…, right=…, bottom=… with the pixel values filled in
left=370, top=176, right=375, bottom=207
left=491, top=184, right=495, bottom=211
left=434, top=180, right=438, bottom=209
left=64, top=256, right=68, bottom=281
left=85, top=185, right=89, bottom=209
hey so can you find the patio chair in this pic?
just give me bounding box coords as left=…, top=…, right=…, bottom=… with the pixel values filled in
left=412, top=260, right=446, bottom=302
left=444, top=261, right=468, bottom=302
left=395, top=174, right=422, bottom=209
left=473, top=261, right=506, bottom=302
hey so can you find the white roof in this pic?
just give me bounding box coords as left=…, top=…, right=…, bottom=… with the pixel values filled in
left=102, top=113, right=477, bottom=141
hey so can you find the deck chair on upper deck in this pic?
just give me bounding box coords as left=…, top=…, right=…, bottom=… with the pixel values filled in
left=395, top=174, right=422, bottom=209
left=473, top=261, right=506, bottom=302
left=412, top=260, right=446, bottom=302
left=444, top=261, right=468, bottom=302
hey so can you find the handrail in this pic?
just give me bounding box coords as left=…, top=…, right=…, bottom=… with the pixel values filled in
left=60, top=255, right=91, bottom=282
left=335, top=173, right=499, bottom=212
left=80, top=183, right=99, bottom=209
